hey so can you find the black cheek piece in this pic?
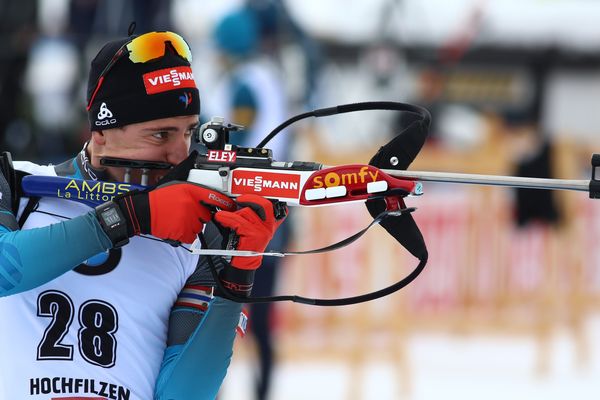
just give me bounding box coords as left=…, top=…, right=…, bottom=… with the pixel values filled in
left=366, top=115, right=430, bottom=263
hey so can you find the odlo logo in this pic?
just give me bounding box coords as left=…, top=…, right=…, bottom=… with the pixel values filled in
left=95, top=102, right=117, bottom=126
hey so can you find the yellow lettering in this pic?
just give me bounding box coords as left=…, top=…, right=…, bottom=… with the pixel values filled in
left=368, top=170, right=379, bottom=181
left=341, top=173, right=358, bottom=185
left=358, top=166, right=369, bottom=183
left=312, top=167, right=381, bottom=190
left=82, top=181, right=100, bottom=192
left=313, top=176, right=324, bottom=188
left=324, top=172, right=340, bottom=187
left=117, top=183, right=131, bottom=193
left=65, top=180, right=80, bottom=191
left=103, top=183, right=117, bottom=194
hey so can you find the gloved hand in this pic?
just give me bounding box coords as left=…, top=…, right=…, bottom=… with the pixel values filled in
left=213, top=194, right=286, bottom=296
left=113, top=181, right=236, bottom=244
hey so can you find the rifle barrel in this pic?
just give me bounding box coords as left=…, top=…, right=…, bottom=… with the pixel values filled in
left=382, top=169, right=590, bottom=193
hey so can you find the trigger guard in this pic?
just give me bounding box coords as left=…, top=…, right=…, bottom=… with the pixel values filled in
left=384, top=196, right=401, bottom=211
left=273, top=201, right=288, bottom=220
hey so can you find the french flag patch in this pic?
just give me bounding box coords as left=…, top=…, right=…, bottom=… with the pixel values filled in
left=237, top=309, right=249, bottom=337
left=175, top=285, right=214, bottom=311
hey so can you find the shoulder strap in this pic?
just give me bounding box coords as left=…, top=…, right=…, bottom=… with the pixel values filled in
left=0, top=151, right=19, bottom=215
left=18, top=196, right=40, bottom=228
left=14, top=169, right=40, bottom=228
left=0, top=151, right=41, bottom=228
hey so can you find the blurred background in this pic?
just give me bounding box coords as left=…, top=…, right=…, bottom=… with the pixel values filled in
left=2, top=0, right=600, bottom=399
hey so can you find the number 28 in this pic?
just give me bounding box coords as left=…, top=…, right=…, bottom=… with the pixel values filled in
left=36, top=290, right=118, bottom=368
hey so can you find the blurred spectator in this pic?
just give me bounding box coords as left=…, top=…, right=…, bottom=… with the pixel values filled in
left=0, top=0, right=38, bottom=159
left=69, top=0, right=172, bottom=44
left=506, top=53, right=561, bottom=228
left=24, top=35, right=79, bottom=162
left=206, top=5, right=292, bottom=400
left=246, top=0, right=322, bottom=107
left=503, top=108, right=561, bottom=227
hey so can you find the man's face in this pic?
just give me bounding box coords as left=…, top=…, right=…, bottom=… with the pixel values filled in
left=91, top=115, right=198, bottom=185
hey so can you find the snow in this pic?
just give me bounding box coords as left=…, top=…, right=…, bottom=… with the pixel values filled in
left=221, top=316, right=600, bottom=400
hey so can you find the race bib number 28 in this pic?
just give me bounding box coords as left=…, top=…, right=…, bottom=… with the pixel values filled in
left=36, top=290, right=118, bottom=368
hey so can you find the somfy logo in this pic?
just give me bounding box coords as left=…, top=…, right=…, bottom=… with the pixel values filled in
left=95, top=103, right=116, bottom=126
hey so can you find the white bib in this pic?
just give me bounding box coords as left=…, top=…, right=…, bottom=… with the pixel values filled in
left=0, top=163, right=199, bottom=400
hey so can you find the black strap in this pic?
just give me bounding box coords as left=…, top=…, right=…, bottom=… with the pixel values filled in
left=13, top=169, right=40, bottom=228
left=0, top=152, right=39, bottom=228
left=201, top=209, right=428, bottom=306
left=256, top=101, right=430, bottom=149
left=18, top=196, right=40, bottom=228
left=0, top=151, right=19, bottom=215
left=276, top=208, right=416, bottom=256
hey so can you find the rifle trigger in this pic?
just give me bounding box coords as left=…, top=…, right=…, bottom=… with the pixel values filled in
left=273, top=201, right=288, bottom=220
left=218, top=167, right=230, bottom=192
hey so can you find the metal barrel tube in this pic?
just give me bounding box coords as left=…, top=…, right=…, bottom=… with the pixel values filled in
left=381, top=169, right=590, bottom=193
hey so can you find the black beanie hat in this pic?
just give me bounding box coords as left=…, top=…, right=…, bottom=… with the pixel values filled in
left=86, top=33, right=200, bottom=130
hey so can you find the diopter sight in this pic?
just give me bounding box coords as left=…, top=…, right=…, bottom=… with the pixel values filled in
left=197, top=116, right=245, bottom=150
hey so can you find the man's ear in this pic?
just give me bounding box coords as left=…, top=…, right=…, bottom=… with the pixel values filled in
left=91, top=130, right=106, bottom=146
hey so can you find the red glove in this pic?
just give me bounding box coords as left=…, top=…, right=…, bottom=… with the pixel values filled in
left=213, top=194, right=286, bottom=297
left=115, top=181, right=236, bottom=244
left=214, top=194, right=286, bottom=270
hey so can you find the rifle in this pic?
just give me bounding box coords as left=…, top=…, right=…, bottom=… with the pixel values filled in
left=17, top=102, right=600, bottom=305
